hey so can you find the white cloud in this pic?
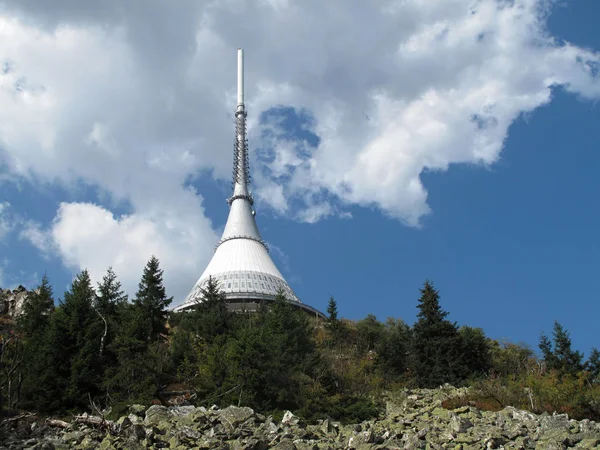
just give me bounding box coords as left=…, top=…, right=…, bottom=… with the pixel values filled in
left=0, top=202, right=15, bottom=240
left=25, top=202, right=216, bottom=304
left=1, top=0, right=599, bottom=294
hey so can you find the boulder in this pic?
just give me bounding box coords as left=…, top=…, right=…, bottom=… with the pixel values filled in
left=144, top=404, right=173, bottom=426
left=220, top=406, right=256, bottom=427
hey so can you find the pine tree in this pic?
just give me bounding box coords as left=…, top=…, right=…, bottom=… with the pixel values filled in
left=552, top=321, right=583, bottom=374
left=325, top=296, right=343, bottom=346
left=182, top=276, right=231, bottom=343
left=458, top=326, right=492, bottom=376
left=95, top=267, right=127, bottom=363
left=17, top=274, right=56, bottom=409
left=44, top=270, right=104, bottom=410
left=18, top=274, right=54, bottom=338
left=327, top=297, right=338, bottom=322
left=95, top=267, right=127, bottom=318
left=586, top=348, right=600, bottom=383
left=134, top=256, right=172, bottom=342
left=411, top=280, right=465, bottom=387
left=539, top=321, right=583, bottom=375
left=356, top=314, right=384, bottom=353
left=378, top=318, right=412, bottom=380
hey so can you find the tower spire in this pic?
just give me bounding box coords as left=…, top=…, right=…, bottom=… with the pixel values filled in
left=231, top=48, right=252, bottom=204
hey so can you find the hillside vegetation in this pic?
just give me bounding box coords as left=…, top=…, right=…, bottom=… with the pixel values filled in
left=1, top=256, right=599, bottom=423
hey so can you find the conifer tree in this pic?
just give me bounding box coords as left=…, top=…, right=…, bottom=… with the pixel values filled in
left=45, top=270, right=104, bottom=409
left=18, top=274, right=54, bottom=339
left=18, top=274, right=56, bottom=409
left=586, top=348, right=600, bottom=383
left=327, top=297, right=338, bottom=322
left=182, top=276, right=231, bottom=343
left=95, top=267, right=127, bottom=363
left=552, top=321, right=583, bottom=374
left=356, top=314, right=384, bottom=353
left=134, top=256, right=172, bottom=342
left=95, top=267, right=127, bottom=318
left=325, top=297, right=343, bottom=346
left=458, top=326, right=492, bottom=376
left=378, top=318, right=412, bottom=379
left=411, top=280, right=465, bottom=387
left=539, top=321, right=583, bottom=375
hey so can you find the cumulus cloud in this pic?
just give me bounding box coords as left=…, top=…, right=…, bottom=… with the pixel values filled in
left=0, top=202, right=15, bottom=241
left=1, top=0, right=599, bottom=295
left=24, top=202, right=216, bottom=303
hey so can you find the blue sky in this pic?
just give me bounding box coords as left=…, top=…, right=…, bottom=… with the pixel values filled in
left=1, top=0, right=599, bottom=357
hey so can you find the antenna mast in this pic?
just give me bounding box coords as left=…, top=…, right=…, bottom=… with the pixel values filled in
left=230, top=48, right=252, bottom=204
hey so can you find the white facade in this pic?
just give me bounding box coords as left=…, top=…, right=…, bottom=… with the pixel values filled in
left=176, top=49, right=320, bottom=316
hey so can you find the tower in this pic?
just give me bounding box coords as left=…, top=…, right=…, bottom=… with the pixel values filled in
left=175, top=49, right=323, bottom=317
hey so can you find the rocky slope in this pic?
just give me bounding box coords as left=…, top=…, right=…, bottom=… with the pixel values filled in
left=2, top=387, right=600, bottom=449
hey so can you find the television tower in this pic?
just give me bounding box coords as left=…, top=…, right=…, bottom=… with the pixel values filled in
left=175, top=49, right=323, bottom=317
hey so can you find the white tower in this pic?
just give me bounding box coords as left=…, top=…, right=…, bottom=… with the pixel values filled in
left=175, top=49, right=322, bottom=317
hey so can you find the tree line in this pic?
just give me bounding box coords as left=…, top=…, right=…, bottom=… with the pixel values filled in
left=1, top=259, right=599, bottom=422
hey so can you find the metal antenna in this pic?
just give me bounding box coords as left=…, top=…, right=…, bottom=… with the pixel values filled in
left=230, top=48, right=252, bottom=205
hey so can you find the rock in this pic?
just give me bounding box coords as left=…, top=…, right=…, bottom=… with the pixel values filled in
left=123, top=423, right=146, bottom=441
left=272, top=439, right=297, bottom=450
left=129, top=404, right=146, bottom=416
left=282, top=411, right=305, bottom=428
left=449, top=414, right=473, bottom=434
left=144, top=404, right=173, bottom=426
left=170, top=404, right=196, bottom=417
left=6, top=387, right=600, bottom=450
left=220, top=405, right=256, bottom=427
left=61, top=431, right=86, bottom=444
left=0, top=285, right=29, bottom=317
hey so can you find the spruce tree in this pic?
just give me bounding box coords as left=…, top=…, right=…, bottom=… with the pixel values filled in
left=95, top=267, right=127, bottom=318
left=539, top=321, right=583, bottom=375
left=95, top=267, right=127, bottom=363
left=18, top=274, right=56, bottom=409
left=458, top=326, right=492, bottom=377
left=378, top=318, right=412, bottom=380
left=586, top=348, right=600, bottom=383
left=327, top=297, right=338, bottom=322
left=411, top=280, right=465, bottom=387
left=18, top=274, right=54, bottom=338
left=356, top=314, right=384, bottom=353
left=182, top=276, right=231, bottom=343
left=45, top=270, right=104, bottom=410
left=134, top=255, right=172, bottom=342
left=325, top=296, right=343, bottom=345
left=552, top=321, right=583, bottom=374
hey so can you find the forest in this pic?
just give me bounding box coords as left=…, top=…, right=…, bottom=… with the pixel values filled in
left=1, top=255, right=599, bottom=423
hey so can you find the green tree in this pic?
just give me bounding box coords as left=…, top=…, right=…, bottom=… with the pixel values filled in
left=18, top=274, right=54, bottom=338
left=377, top=317, right=411, bottom=381
left=103, top=303, right=162, bottom=406
left=490, top=340, right=535, bottom=377
left=356, top=314, right=384, bottom=354
left=181, top=276, right=232, bottom=343
left=539, top=321, right=583, bottom=375
left=411, top=280, right=465, bottom=387
left=17, top=275, right=56, bottom=410
left=45, top=270, right=104, bottom=410
left=95, top=267, right=127, bottom=360
left=197, top=292, right=320, bottom=412
left=134, top=255, right=172, bottom=342
left=95, top=267, right=127, bottom=318
left=327, top=297, right=338, bottom=322
left=586, top=348, right=600, bottom=383
left=458, top=326, right=492, bottom=377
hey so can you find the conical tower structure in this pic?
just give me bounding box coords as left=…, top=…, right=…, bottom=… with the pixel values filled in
left=175, top=49, right=323, bottom=317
